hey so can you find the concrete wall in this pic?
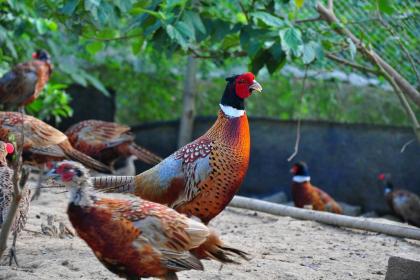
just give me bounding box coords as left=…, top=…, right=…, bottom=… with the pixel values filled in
left=130, top=117, right=419, bottom=214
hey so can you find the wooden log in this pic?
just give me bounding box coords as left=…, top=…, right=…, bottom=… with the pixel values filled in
left=229, top=196, right=420, bottom=241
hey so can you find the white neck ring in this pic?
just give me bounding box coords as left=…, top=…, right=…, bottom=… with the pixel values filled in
left=293, top=176, right=311, bottom=183
left=219, top=104, right=245, bottom=118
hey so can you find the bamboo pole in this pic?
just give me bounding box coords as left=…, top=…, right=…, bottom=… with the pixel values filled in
left=229, top=196, right=420, bottom=241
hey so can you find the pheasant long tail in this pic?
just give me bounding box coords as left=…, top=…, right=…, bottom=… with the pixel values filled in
left=59, top=141, right=110, bottom=173
left=92, top=175, right=136, bottom=193
left=128, top=144, right=162, bottom=165
left=190, top=229, right=250, bottom=264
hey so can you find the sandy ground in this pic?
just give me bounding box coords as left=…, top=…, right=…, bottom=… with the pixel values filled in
left=1, top=186, right=420, bottom=280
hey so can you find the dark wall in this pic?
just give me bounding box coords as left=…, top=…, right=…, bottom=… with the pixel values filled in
left=131, top=117, right=420, bottom=214
left=53, top=85, right=116, bottom=131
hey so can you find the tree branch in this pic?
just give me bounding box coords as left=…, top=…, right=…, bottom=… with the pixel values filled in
left=370, top=47, right=420, bottom=142
left=328, top=0, right=334, bottom=11
left=288, top=66, right=309, bottom=162
left=294, top=16, right=322, bottom=24
left=316, top=1, right=420, bottom=107
left=377, top=16, right=420, bottom=85
left=189, top=48, right=247, bottom=59
left=81, top=33, right=142, bottom=42
left=325, top=53, right=380, bottom=75
left=0, top=111, right=26, bottom=259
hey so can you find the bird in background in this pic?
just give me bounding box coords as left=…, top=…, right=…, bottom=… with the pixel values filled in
left=378, top=173, right=420, bottom=227
left=0, top=112, right=110, bottom=173
left=0, top=141, right=30, bottom=266
left=65, top=119, right=162, bottom=173
left=47, top=161, right=248, bottom=280
left=0, top=111, right=110, bottom=200
left=91, top=72, right=262, bottom=224
left=290, top=161, right=342, bottom=214
left=0, top=50, right=53, bottom=110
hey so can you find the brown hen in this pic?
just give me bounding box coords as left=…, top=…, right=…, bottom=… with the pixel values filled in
left=47, top=161, right=248, bottom=280
left=65, top=120, right=162, bottom=172
left=0, top=112, right=109, bottom=173
left=0, top=50, right=52, bottom=108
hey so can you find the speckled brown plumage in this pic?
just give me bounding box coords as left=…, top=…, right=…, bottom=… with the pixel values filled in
left=291, top=182, right=342, bottom=214
left=0, top=50, right=53, bottom=107
left=48, top=161, right=247, bottom=280
left=0, top=141, right=31, bottom=265
left=290, top=162, right=342, bottom=214
left=0, top=112, right=109, bottom=172
left=91, top=73, right=261, bottom=263
left=65, top=120, right=162, bottom=169
left=379, top=173, right=420, bottom=227
left=93, top=110, right=250, bottom=224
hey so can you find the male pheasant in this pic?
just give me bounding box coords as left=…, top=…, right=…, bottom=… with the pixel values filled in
left=0, top=141, right=31, bottom=265
left=47, top=161, right=248, bottom=280
left=91, top=72, right=262, bottom=224
left=290, top=161, right=342, bottom=214
left=0, top=112, right=109, bottom=173
left=65, top=120, right=162, bottom=172
left=378, top=173, right=420, bottom=227
left=0, top=50, right=53, bottom=108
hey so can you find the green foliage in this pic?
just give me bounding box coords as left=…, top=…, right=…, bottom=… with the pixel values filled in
left=0, top=0, right=417, bottom=129
left=26, top=84, right=73, bottom=123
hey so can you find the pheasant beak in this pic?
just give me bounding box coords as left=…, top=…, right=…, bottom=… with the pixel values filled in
left=46, top=168, right=60, bottom=181
left=249, top=80, right=262, bottom=93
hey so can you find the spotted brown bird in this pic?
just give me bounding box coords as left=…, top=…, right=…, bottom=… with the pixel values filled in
left=0, top=141, right=31, bottom=265
left=91, top=72, right=262, bottom=225
left=290, top=161, right=342, bottom=214
left=0, top=50, right=53, bottom=109
left=47, top=161, right=248, bottom=280
left=65, top=120, right=162, bottom=172
left=378, top=173, right=420, bottom=227
left=0, top=112, right=109, bottom=173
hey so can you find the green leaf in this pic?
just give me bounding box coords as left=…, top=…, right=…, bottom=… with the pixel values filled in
left=61, top=0, right=80, bottom=15
left=132, top=39, right=144, bottom=54
left=95, top=28, right=118, bottom=39
left=221, top=34, right=240, bottom=50
left=184, top=11, right=206, bottom=34
left=346, top=38, right=356, bottom=60
left=166, top=24, right=188, bottom=49
left=279, top=27, right=303, bottom=56
left=302, top=41, right=317, bottom=64
left=295, top=0, right=304, bottom=8
left=114, top=0, right=132, bottom=12
left=85, top=0, right=100, bottom=12
left=175, top=21, right=195, bottom=40
left=376, top=0, right=395, bottom=14
left=70, top=72, right=87, bottom=86
left=85, top=41, right=104, bottom=55
left=250, top=11, right=284, bottom=27
left=84, top=73, right=110, bottom=96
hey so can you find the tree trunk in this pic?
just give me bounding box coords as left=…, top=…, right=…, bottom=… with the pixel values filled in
left=178, top=56, right=197, bottom=148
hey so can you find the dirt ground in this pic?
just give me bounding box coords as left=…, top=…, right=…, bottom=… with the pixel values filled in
left=1, top=187, right=420, bottom=280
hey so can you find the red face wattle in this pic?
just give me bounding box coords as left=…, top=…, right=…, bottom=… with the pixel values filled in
left=5, top=143, right=14, bottom=154
left=378, top=173, right=385, bottom=181
left=235, top=72, right=262, bottom=99
left=290, top=165, right=298, bottom=174
left=56, top=163, right=75, bottom=182
left=32, top=52, right=38, bottom=59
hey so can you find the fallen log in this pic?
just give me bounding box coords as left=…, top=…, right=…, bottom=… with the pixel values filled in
left=229, top=196, right=420, bottom=241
